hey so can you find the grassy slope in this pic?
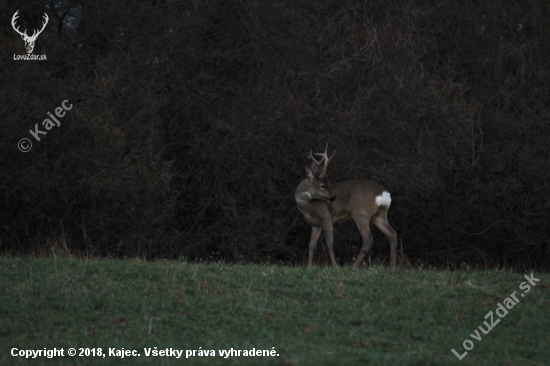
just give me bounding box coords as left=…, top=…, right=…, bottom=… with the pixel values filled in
left=0, top=257, right=548, bottom=365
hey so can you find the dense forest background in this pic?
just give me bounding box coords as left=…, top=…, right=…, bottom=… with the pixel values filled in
left=1, top=0, right=549, bottom=270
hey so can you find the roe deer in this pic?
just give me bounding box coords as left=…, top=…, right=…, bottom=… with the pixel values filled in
left=295, top=144, right=398, bottom=269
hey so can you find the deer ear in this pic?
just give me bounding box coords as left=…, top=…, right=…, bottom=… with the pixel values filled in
left=305, top=167, right=314, bottom=181
left=310, top=162, right=319, bottom=175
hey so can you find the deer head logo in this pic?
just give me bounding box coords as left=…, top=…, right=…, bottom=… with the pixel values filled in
left=11, top=10, right=49, bottom=54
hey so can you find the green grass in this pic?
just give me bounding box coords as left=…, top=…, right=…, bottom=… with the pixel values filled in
left=0, top=257, right=549, bottom=365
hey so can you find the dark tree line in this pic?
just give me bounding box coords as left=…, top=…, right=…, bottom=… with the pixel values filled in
left=1, top=0, right=549, bottom=271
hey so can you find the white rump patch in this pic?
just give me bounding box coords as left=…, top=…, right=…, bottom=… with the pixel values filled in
left=375, top=191, right=391, bottom=207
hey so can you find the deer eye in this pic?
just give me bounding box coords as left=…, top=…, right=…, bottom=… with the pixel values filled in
left=320, top=184, right=325, bottom=189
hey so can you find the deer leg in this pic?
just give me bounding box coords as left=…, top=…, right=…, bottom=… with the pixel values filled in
left=372, top=213, right=398, bottom=270
left=352, top=214, right=373, bottom=269
left=321, top=219, right=338, bottom=266
left=308, top=225, right=322, bottom=267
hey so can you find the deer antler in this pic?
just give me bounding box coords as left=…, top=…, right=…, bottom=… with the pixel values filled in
left=31, top=13, right=49, bottom=40
left=309, top=143, right=335, bottom=178
left=11, top=11, right=26, bottom=38
left=10, top=11, right=47, bottom=39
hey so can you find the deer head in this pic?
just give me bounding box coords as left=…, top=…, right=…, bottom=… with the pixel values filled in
left=12, top=11, right=49, bottom=54
left=298, top=144, right=337, bottom=204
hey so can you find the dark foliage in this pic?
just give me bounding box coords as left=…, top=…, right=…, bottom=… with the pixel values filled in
left=1, top=0, right=549, bottom=270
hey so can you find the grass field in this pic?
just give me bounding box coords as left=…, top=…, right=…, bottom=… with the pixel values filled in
left=0, top=257, right=548, bottom=365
